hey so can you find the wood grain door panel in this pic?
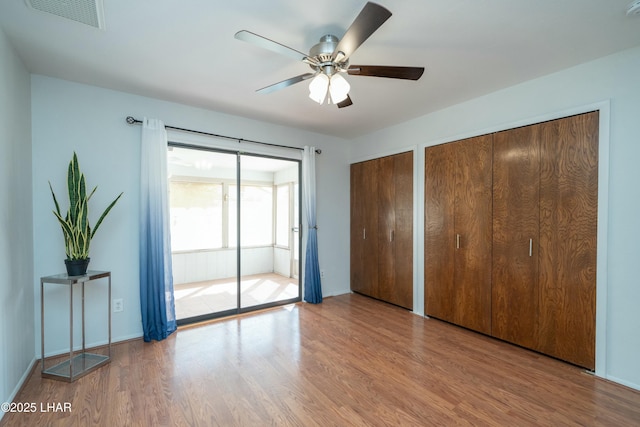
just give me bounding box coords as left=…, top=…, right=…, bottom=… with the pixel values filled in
left=492, top=125, right=541, bottom=348
left=537, top=111, right=598, bottom=369
left=350, top=160, right=379, bottom=296
left=361, top=160, right=380, bottom=298
left=350, top=163, right=365, bottom=293
left=454, top=136, right=493, bottom=334
left=425, top=144, right=456, bottom=321
left=377, top=155, right=395, bottom=302
left=387, top=151, right=414, bottom=309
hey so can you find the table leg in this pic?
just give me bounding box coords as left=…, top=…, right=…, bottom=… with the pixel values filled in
left=40, top=279, right=44, bottom=373
left=69, top=282, right=74, bottom=381
left=108, top=274, right=112, bottom=359
left=82, top=282, right=85, bottom=353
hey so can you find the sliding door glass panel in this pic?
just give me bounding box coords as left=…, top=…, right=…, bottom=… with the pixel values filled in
left=169, top=147, right=238, bottom=321
left=169, top=181, right=223, bottom=251
left=292, top=183, right=300, bottom=278
left=169, top=145, right=301, bottom=323
left=239, top=154, right=300, bottom=310
left=276, top=184, right=290, bottom=247
left=228, top=184, right=272, bottom=247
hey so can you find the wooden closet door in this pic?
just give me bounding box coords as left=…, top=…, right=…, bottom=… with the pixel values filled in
left=378, top=151, right=413, bottom=309
left=537, top=111, right=598, bottom=369
left=377, top=155, right=395, bottom=302
left=350, top=160, right=379, bottom=297
left=492, top=125, right=541, bottom=348
left=425, top=138, right=492, bottom=332
left=425, top=143, right=456, bottom=322
left=393, top=151, right=414, bottom=309
left=350, top=162, right=365, bottom=294
left=454, top=136, right=493, bottom=334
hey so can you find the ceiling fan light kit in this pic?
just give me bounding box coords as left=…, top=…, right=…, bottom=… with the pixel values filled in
left=309, top=73, right=329, bottom=103
left=309, top=73, right=351, bottom=105
left=328, top=73, right=351, bottom=104
left=235, top=2, right=424, bottom=108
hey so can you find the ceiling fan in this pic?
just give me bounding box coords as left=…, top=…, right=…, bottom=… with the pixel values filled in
left=234, top=2, right=424, bottom=108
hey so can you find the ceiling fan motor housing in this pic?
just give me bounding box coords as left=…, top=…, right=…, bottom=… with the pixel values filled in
left=309, top=35, right=348, bottom=75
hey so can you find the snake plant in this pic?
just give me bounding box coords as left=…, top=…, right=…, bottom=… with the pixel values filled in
left=49, top=152, right=123, bottom=260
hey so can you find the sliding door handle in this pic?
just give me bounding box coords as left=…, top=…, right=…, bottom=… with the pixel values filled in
left=456, top=234, right=460, bottom=249
left=389, top=230, right=394, bottom=242
left=529, top=238, right=533, bottom=257
left=363, top=228, right=366, bottom=240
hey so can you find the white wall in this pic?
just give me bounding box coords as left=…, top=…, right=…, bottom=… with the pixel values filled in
left=31, top=75, right=351, bottom=355
left=172, top=247, right=276, bottom=284
left=0, top=27, right=34, bottom=418
left=350, top=46, right=640, bottom=390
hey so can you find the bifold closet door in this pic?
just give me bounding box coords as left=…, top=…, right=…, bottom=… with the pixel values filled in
left=454, top=136, right=492, bottom=334
left=425, top=136, right=492, bottom=333
left=393, top=151, right=414, bottom=309
left=425, top=143, right=456, bottom=323
left=492, top=124, right=541, bottom=349
left=426, top=111, right=598, bottom=369
left=378, top=152, right=413, bottom=309
left=350, top=159, right=379, bottom=297
left=536, top=111, right=598, bottom=370
left=351, top=152, right=413, bottom=308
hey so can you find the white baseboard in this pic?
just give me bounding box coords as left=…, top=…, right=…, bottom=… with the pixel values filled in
left=0, top=357, right=38, bottom=423
left=604, top=375, right=640, bottom=392
left=40, top=333, right=143, bottom=358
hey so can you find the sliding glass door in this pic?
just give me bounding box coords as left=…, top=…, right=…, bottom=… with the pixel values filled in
left=168, top=145, right=301, bottom=324
left=239, top=153, right=300, bottom=310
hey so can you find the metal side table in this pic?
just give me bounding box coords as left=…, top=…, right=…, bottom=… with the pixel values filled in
left=40, top=270, right=111, bottom=382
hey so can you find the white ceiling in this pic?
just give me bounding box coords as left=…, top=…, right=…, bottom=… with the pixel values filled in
left=1, top=0, right=639, bottom=139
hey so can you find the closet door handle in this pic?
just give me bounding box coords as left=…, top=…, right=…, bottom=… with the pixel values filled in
left=363, top=228, right=366, bottom=240
left=529, top=238, right=533, bottom=257
left=456, top=234, right=460, bottom=249
left=389, top=230, right=394, bottom=242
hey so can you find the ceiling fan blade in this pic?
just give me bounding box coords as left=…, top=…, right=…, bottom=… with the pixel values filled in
left=235, top=30, right=316, bottom=64
left=332, top=2, right=392, bottom=61
left=256, top=73, right=315, bottom=94
left=337, top=95, right=353, bottom=108
left=348, top=65, right=425, bottom=80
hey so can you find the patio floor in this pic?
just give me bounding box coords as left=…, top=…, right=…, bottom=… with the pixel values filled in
left=174, top=273, right=299, bottom=320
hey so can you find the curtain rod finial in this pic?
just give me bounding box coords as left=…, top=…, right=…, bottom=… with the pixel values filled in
left=126, top=116, right=136, bottom=124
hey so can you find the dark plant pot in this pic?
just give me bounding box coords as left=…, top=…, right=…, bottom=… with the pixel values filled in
left=65, top=258, right=90, bottom=276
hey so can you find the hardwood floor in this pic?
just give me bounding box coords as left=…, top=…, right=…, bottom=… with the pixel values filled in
left=3, top=293, right=639, bottom=426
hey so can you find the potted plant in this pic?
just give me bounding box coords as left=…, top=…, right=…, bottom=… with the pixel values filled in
left=49, top=152, right=123, bottom=276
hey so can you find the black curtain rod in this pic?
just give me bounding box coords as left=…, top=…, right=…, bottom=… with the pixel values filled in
left=125, top=116, right=321, bottom=154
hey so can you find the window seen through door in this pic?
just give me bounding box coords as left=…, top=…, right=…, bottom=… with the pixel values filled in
left=169, top=181, right=223, bottom=251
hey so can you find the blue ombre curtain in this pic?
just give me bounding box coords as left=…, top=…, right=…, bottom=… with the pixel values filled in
left=302, top=146, right=322, bottom=303
left=139, top=118, right=177, bottom=341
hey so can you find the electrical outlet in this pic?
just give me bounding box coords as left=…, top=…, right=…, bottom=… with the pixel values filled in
left=320, top=270, right=326, bottom=278
left=113, top=298, right=123, bottom=313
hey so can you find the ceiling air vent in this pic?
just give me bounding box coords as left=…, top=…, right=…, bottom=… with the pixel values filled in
left=26, top=0, right=105, bottom=29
